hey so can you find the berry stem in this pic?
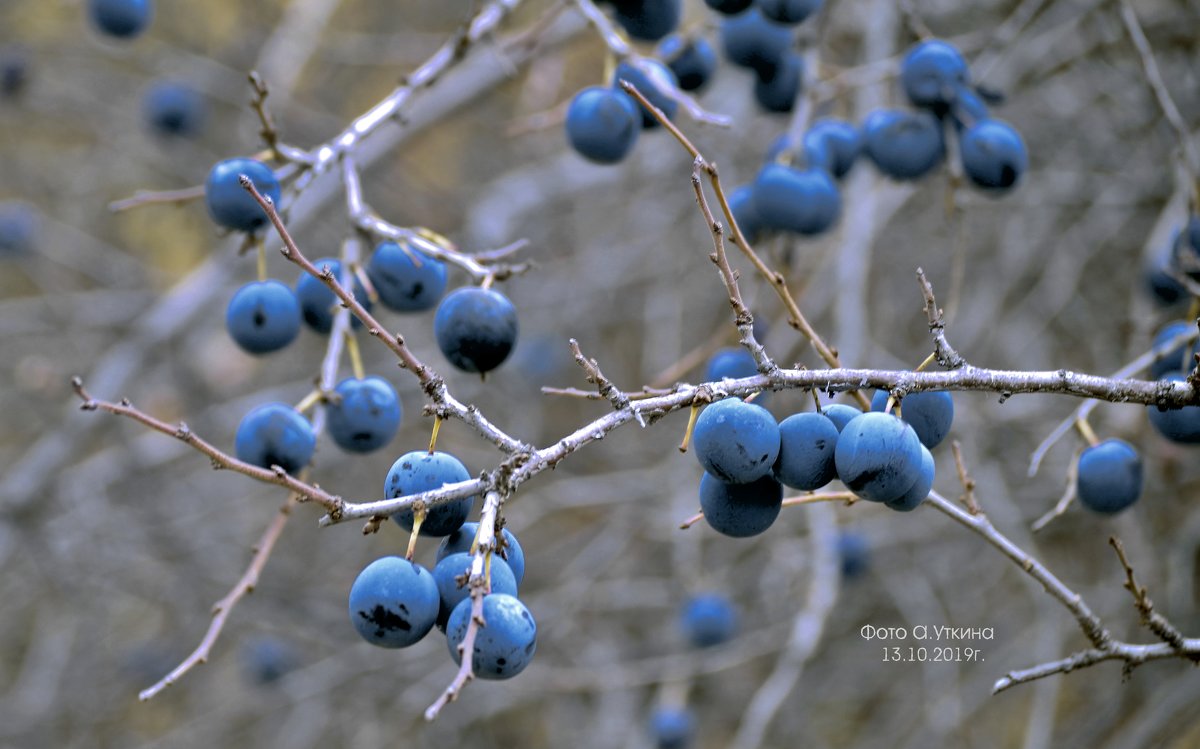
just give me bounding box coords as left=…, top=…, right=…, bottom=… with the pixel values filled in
left=255, top=237, right=268, bottom=282
left=294, top=388, right=323, bottom=414
left=1073, top=417, right=1101, bottom=447
left=345, top=330, right=365, bottom=380
left=428, top=416, right=443, bottom=454
left=915, top=352, right=937, bottom=372
left=678, top=404, right=700, bottom=454
left=406, top=506, right=426, bottom=560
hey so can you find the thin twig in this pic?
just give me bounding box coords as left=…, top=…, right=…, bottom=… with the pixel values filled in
left=1030, top=450, right=1080, bottom=532
left=248, top=71, right=281, bottom=156
left=1109, top=537, right=1195, bottom=656
left=139, top=495, right=298, bottom=700
left=569, top=339, right=646, bottom=426
left=950, top=440, right=980, bottom=514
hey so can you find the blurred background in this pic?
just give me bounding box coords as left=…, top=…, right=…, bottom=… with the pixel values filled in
left=1, top=0, right=1199, bottom=747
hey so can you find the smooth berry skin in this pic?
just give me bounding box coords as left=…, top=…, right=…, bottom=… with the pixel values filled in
left=613, top=0, right=682, bottom=42
left=870, top=390, right=954, bottom=449
left=803, top=119, right=862, bottom=178
left=0, top=202, right=39, bottom=255
left=693, top=398, right=781, bottom=484
left=1150, top=320, right=1197, bottom=379
left=659, top=35, right=718, bottom=92
left=204, top=157, right=280, bottom=233
left=565, top=86, right=641, bottom=164
left=837, top=532, right=870, bottom=579
left=753, top=163, right=841, bottom=235
left=234, top=403, right=315, bottom=475
left=753, top=51, right=803, bottom=113
left=1146, top=262, right=1187, bottom=307
left=142, top=81, right=205, bottom=137
left=1188, top=216, right=1200, bottom=255
left=437, top=522, right=526, bottom=585
left=348, top=557, right=439, bottom=648
left=365, top=241, right=447, bottom=313
left=1076, top=439, right=1143, bottom=515
left=728, top=184, right=765, bottom=243
left=721, top=9, right=793, bottom=77
left=834, top=412, right=924, bottom=503
left=960, top=119, right=1027, bottom=192
left=706, top=346, right=757, bottom=382
left=774, top=412, right=839, bottom=491
left=885, top=444, right=935, bottom=512
left=386, top=451, right=475, bottom=537
left=699, top=472, right=783, bottom=538
left=704, top=0, right=754, bottom=14
left=446, top=593, right=537, bottom=680
left=758, top=0, right=823, bottom=25
left=434, top=287, right=519, bottom=374
left=613, top=60, right=679, bottom=128
left=680, top=592, right=738, bottom=647
left=326, top=376, right=402, bottom=454
left=433, top=552, right=518, bottom=629
left=862, top=109, right=944, bottom=181
left=88, top=0, right=153, bottom=39
left=225, top=280, right=302, bottom=355
left=821, top=404, right=862, bottom=433
left=649, top=706, right=695, bottom=749
left=765, top=132, right=829, bottom=171
left=1147, top=373, right=1200, bottom=444
left=296, top=257, right=371, bottom=334
left=900, top=39, right=970, bottom=111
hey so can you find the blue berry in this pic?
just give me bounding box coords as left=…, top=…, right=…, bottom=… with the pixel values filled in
left=142, top=81, right=206, bottom=137
left=659, top=35, right=718, bottom=92
left=565, top=86, right=641, bottom=164
left=366, top=241, right=447, bottom=313
left=728, top=184, right=765, bottom=243
left=386, top=451, right=475, bottom=537
left=693, top=398, right=781, bottom=484
left=1188, top=215, right=1200, bottom=256
left=434, top=287, right=519, bottom=374
left=1145, top=262, right=1187, bottom=307
left=225, top=280, right=301, bottom=355
left=437, top=522, right=526, bottom=585
left=649, top=706, right=695, bottom=749
left=821, top=403, right=862, bottom=432
left=446, top=593, right=537, bottom=680
left=613, top=59, right=679, bottom=128
left=1150, top=320, right=1198, bottom=379
left=704, top=0, right=754, bottom=14
left=885, top=444, right=935, bottom=512
left=774, top=412, right=839, bottom=490
left=753, top=51, right=804, bottom=113
left=752, top=163, right=841, bottom=235
left=204, top=157, right=280, bottom=233
left=1076, top=439, right=1142, bottom=514
left=614, top=0, right=682, bottom=42
left=1147, top=373, right=1200, bottom=444
left=870, top=390, right=954, bottom=449
left=433, top=552, right=518, bottom=629
left=234, top=403, right=315, bottom=474
left=833, top=412, right=923, bottom=503
left=836, top=531, right=870, bottom=579
left=680, top=592, right=737, bottom=647
left=960, top=119, right=1027, bottom=192
left=326, top=376, right=402, bottom=454
left=862, top=109, right=945, bottom=180
left=348, top=557, right=439, bottom=648
left=758, top=0, right=822, bottom=25
left=296, top=257, right=372, bottom=334
left=900, top=39, right=970, bottom=111
left=88, top=0, right=153, bottom=39
left=705, top=346, right=758, bottom=381
left=240, top=636, right=299, bottom=685
left=0, top=201, right=39, bottom=255
left=803, top=119, right=862, bottom=178
left=720, top=9, right=793, bottom=77
left=699, top=472, right=783, bottom=538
